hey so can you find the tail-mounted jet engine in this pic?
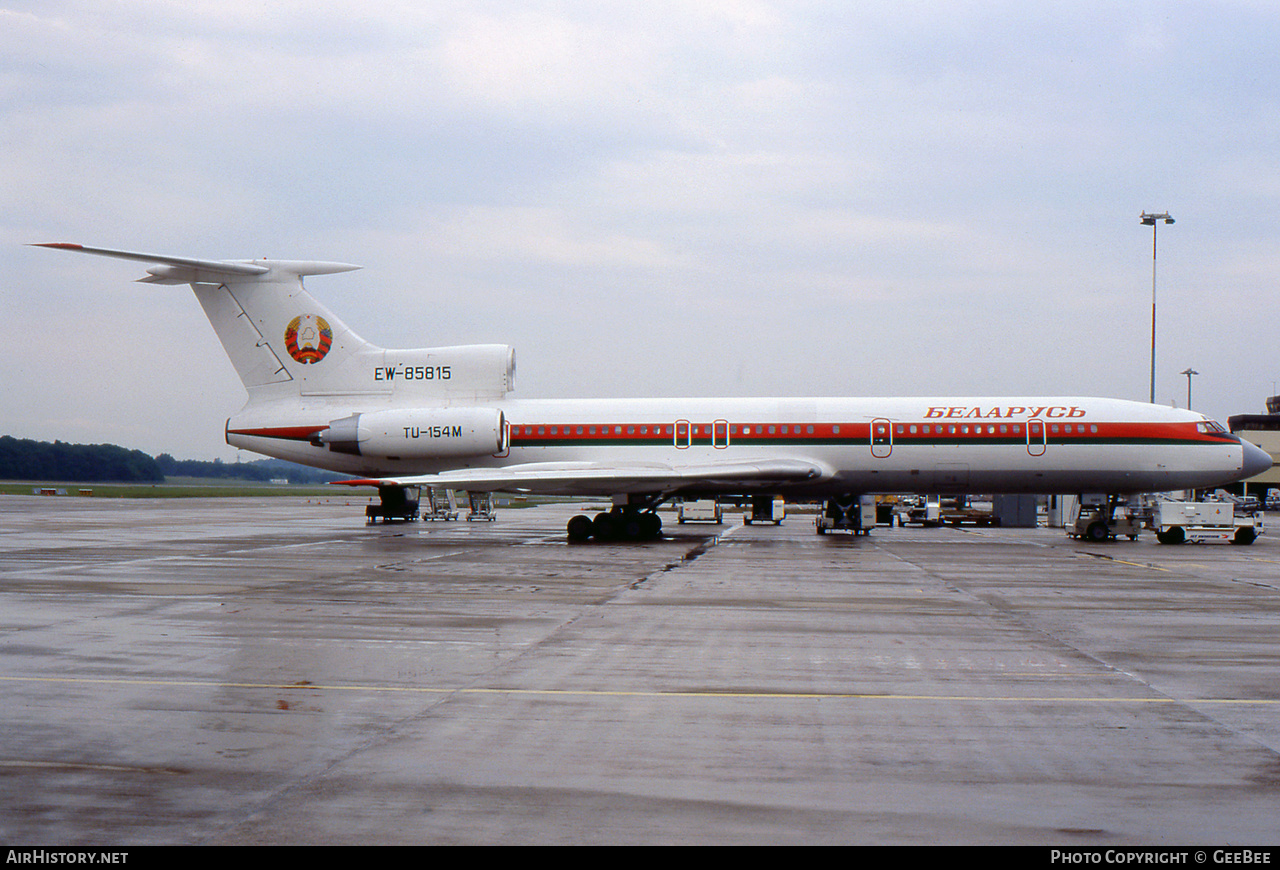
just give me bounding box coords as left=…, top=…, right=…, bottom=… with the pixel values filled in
left=320, top=407, right=506, bottom=458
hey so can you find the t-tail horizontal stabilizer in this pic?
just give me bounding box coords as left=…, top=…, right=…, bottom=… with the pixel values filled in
left=32, top=243, right=360, bottom=284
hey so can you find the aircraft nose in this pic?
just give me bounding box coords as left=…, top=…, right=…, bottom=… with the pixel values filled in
left=1242, top=440, right=1273, bottom=479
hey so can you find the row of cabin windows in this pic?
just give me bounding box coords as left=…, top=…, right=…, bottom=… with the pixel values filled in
left=513, top=422, right=1101, bottom=438
left=897, top=423, right=1099, bottom=435
left=514, top=424, right=827, bottom=437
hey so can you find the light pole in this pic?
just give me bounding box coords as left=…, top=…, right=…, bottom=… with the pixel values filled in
left=1140, top=212, right=1174, bottom=404
left=1181, top=367, right=1198, bottom=410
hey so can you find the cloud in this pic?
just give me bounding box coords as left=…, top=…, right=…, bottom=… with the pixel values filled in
left=6, top=2, right=1280, bottom=457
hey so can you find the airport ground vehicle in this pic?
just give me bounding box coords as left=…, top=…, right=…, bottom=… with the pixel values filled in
left=422, top=487, right=459, bottom=520
left=1207, top=489, right=1263, bottom=513
left=815, top=495, right=876, bottom=535
left=901, top=495, right=996, bottom=526
left=899, top=495, right=942, bottom=526
left=1067, top=495, right=1142, bottom=542
left=467, top=492, right=497, bottom=521
left=366, top=485, right=420, bottom=523
left=744, top=496, right=785, bottom=525
left=940, top=497, right=997, bottom=526
left=1152, top=500, right=1263, bottom=545
left=677, top=499, right=723, bottom=523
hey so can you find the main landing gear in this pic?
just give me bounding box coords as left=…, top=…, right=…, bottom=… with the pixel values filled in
left=567, top=508, right=663, bottom=542
left=567, top=503, right=665, bottom=542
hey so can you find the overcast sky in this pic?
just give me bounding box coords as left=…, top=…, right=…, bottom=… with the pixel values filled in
left=5, top=1, right=1280, bottom=461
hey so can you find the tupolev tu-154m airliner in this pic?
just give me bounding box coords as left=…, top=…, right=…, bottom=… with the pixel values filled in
left=39, top=243, right=1272, bottom=542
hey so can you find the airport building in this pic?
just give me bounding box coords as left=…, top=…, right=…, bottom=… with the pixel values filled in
left=1228, top=395, right=1280, bottom=500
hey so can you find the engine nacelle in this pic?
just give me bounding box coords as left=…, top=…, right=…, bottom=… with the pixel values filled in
left=321, top=407, right=506, bottom=458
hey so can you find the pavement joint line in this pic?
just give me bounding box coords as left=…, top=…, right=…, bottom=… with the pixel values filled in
left=1, top=675, right=1275, bottom=704
left=1075, top=551, right=1171, bottom=571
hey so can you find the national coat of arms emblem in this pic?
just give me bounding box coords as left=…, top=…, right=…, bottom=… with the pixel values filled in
left=284, top=314, right=333, bottom=364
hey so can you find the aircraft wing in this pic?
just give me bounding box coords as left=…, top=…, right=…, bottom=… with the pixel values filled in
left=334, top=458, right=831, bottom=496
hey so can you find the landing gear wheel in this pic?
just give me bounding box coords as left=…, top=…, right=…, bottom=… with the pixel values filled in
left=619, top=512, right=645, bottom=541
left=640, top=511, right=662, bottom=539
left=567, top=514, right=594, bottom=542
left=592, top=512, right=617, bottom=541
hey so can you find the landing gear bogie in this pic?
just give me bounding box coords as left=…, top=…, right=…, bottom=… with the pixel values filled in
left=567, top=508, right=663, bottom=543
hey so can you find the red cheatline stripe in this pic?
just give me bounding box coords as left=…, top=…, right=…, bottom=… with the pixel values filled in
left=505, top=420, right=1225, bottom=444
left=230, top=420, right=1232, bottom=447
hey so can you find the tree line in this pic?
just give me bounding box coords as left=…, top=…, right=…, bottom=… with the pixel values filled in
left=0, top=436, right=337, bottom=484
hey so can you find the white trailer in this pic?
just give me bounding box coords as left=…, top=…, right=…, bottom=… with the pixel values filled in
left=677, top=499, right=723, bottom=523
left=744, top=496, right=785, bottom=525
left=1152, top=500, right=1263, bottom=545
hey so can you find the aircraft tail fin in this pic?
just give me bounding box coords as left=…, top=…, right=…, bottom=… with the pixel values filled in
left=39, top=243, right=516, bottom=409
left=35, top=243, right=371, bottom=400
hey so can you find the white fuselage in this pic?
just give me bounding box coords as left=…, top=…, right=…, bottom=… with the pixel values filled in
left=226, top=394, right=1258, bottom=497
